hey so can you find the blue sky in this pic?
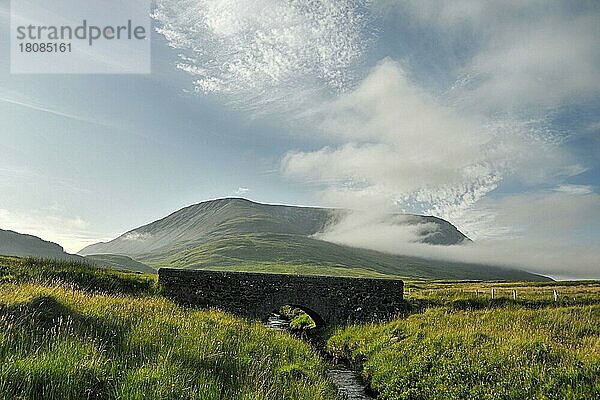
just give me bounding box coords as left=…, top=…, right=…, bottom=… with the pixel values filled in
left=0, top=1, right=599, bottom=278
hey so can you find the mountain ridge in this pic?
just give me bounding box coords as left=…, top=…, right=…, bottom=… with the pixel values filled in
left=79, top=197, right=470, bottom=255
left=0, top=228, right=77, bottom=260
left=0, top=228, right=154, bottom=273
left=79, top=198, right=549, bottom=281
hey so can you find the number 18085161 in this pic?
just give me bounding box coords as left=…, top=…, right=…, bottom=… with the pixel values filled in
left=19, top=42, right=72, bottom=53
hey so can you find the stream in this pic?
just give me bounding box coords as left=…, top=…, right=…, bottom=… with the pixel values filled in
left=265, top=313, right=374, bottom=400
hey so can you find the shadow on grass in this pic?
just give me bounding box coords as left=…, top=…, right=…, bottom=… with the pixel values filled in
left=0, top=295, right=128, bottom=399
left=1, top=295, right=126, bottom=349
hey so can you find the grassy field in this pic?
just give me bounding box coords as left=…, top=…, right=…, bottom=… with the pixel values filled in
left=326, top=282, right=600, bottom=400
left=405, top=279, right=600, bottom=304
left=0, top=255, right=159, bottom=296
left=0, top=256, right=337, bottom=400
left=1, top=255, right=599, bottom=400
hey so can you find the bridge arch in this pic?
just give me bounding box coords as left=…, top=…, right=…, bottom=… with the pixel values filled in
left=159, top=269, right=404, bottom=326
left=265, top=302, right=327, bottom=328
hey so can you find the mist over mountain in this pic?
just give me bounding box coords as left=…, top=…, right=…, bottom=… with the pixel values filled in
left=79, top=198, right=549, bottom=281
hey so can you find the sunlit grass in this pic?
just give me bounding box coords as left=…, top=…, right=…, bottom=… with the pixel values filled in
left=0, top=283, right=338, bottom=400
left=0, top=256, right=337, bottom=400
left=0, top=255, right=158, bottom=295
left=327, top=303, right=600, bottom=399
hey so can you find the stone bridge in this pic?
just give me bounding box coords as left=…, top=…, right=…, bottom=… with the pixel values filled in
left=158, top=268, right=404, bottom=326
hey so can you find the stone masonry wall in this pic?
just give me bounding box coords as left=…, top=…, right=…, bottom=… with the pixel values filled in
left=159, top=268, right=404, bottom=326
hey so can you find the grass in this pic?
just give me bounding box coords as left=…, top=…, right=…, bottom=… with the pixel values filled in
left=206, top=262, right=395, bottom=279
left=403, top=279, right=600, bottom=309
left=280, top=306, right=317, bottom=331
left=140, top=233, right=550, bottom=281
left=2, top=254, right=599, bottom=399
left=0, top=255, right=158, bottom=296
left=326, top=294, right=600, bottom=399
left=0, top=256, right=338, bottom=400
left=83, top=254, right=156, bottom=274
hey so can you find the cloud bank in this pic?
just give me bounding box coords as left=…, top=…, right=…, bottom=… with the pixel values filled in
left=153, top=0, right=370, bottom=112
left=318, top=190, right=600, bottom=279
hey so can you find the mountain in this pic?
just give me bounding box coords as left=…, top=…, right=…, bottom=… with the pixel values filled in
left=0, top=228, right=78, bottom=260
left=0, top=228, right=154, bottom=273
left=84, top=254, right=156, bottom=274
left=79, top=198, right=550, bottom=281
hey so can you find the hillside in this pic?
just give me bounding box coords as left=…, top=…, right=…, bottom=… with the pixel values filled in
left=84, top=254, right=156, bottom=274
left=79, top=198, right=550, bottom=281
left=0, top=228, right=78, bottom=260
left=0, top=229, right=155, bottom=273
left=80, top=198, right=469, bottom=258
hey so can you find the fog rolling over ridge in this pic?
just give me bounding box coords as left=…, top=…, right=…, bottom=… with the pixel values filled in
left=79, top=198, right=549, bottom=281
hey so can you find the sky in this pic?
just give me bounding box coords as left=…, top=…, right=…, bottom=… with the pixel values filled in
left=0, top=1, right=599, bottom=279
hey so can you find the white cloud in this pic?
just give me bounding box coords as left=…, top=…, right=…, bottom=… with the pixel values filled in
left=315, top=211, right=449, bottom=248
left=0, top=91, right=113, bottom=128
left=553, top=184, right=593, bottom=195
left=465, top=15, right=599, bottom=111
left=235, top=186, right=250, bottom=195
left=283, top=60, right=573, bottom=218
left=383, top=1, right=600, bottom=111
left=153, top=0, right=369, bottom=112
left=123, top=232, right=152, bottom=242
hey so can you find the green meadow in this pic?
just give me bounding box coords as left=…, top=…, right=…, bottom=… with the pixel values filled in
left=1, top=255, right=599, bottom=399
left=327, top=282, right=600, bottom=400
left=0, top=256, right=337, bottom=400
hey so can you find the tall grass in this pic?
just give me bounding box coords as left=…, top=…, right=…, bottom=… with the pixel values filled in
left=0, top=256, right=337, bottom=400
left=0, top=283, right=338, bottom=400
left=0, top=255, right=158, bottom=295
left=405, top=279, right=600, bottom=305
left=327, top=305, right=600, bottom=399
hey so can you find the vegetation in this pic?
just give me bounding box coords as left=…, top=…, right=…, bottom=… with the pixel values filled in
left=141, top=233, right=549, bottom=281
left=208, top=261, right=394, bottom=279
left=326, top=283, right=600, bottom=400
left=280, top=306, right=317, bottom=331
left=2, top=254, right=599, bottom=400
left=0, top=256, right=337, bottom=400
left=0, top=255, right=158, bottom=296
left=83, top=254, right=156, bottom=274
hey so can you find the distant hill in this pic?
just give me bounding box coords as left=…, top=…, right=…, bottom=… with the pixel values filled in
left=84, top=254, right=156, bottom=274
left=0, top=228, right=78, bottom=260
left=0, top=228, right=154, bottom=273
left=79, top=198, right=550, bottom=281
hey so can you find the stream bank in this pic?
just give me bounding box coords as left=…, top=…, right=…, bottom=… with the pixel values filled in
left=265, top=312, right=375, bottom=400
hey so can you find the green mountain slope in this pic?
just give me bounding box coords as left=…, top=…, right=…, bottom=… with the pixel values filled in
left=140, top=233, right=547, bottom=281
left=78, top=198, right=550, bottom=281
left=83, top=254, right=156, bottom=274
left=79, top=198, right=469, bottom=258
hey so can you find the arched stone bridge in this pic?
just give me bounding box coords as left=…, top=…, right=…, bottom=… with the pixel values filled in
left=158, top=268, right=404, bottom=326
